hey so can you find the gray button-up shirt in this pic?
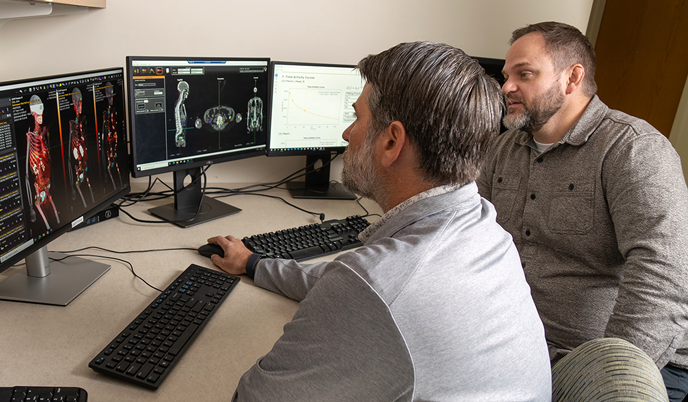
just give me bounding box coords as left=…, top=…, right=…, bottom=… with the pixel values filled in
left=478, top=95, right=688, bottom=369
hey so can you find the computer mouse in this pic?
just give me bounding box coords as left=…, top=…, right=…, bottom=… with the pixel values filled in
left=198, top=243, right=224, bottom=258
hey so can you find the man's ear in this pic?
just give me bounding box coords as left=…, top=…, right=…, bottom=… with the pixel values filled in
left=380, top=121, right=406, bottom=168
left=566, top=64, right=585, bottom=94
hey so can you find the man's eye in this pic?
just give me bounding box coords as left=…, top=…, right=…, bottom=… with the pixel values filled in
left=520, top=72, right=532, bottom=78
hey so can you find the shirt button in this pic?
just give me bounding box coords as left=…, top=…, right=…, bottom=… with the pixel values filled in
left=525, top=230, right=531, bottom=236
left=530, top=194, right=536, bottom=200
left=522, top=262, right=526, bottom=269
left=569, top=183, right=575, bottom=190
left=536, top=157, right=544, bottom=163
left=497, top=177, right=503, bottom=183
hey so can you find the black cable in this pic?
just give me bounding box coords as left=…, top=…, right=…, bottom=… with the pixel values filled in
left=52, top=246, right=201, bottom=292
left=211, top=190, right=326, bottom=223
left=116, top=166, right=211, bottom=225
left=48, top=251, right=165, bottom=293
left=118, top=156, right=339, bottom=223
left=227, top=152, right=339, bottom=193
left=355, top=197, right=381, bottom=219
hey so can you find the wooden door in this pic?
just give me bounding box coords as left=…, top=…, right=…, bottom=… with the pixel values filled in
left=594, top=0, right=688, bottom=137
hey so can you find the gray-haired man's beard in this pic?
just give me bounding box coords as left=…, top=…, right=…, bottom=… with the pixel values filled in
left=341, top=141, right=383, bottom=203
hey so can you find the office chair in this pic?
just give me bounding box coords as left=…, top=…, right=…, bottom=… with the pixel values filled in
left=551, top=337, right=668, bottom=402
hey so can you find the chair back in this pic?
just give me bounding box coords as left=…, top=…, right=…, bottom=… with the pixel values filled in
left=552, top=338, right=668, bottom=401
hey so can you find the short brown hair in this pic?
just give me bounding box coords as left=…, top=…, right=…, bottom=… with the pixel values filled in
left=357, top=41, right=504, bottom=186
left=511, top=21, right=597, bottom=97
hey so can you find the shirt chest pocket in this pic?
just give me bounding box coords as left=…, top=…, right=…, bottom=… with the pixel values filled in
left=491, top=174, right=521, bottom=226
left=547, top=180, right=595, bottom=235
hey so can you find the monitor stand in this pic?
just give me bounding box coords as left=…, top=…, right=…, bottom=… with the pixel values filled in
left=0, top=247, right=109, bottom=306
left=148, top=167, right=241, bottom=228
left=287, top=154, right=356, bottom=200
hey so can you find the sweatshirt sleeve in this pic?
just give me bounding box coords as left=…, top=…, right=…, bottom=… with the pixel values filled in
left=232, top=264, right=415, bottom=402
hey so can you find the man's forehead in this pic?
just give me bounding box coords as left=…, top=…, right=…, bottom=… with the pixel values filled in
left=504, top=33, right=553, bottom=71
left=353, top=83, right=371, bottom=109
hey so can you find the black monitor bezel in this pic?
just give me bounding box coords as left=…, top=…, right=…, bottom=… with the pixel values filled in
left=472, top=56, right=505, bottom=87
left=126, top=55, right=271, bottom=178
left=266, top=60, right=361, bottom=158
left=0, top=67, right=131, bottom=274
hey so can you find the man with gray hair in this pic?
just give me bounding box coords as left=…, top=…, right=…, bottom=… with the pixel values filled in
left=207, top=41, right=551, bottom=401
left=478, top=21, right=688, bottom=400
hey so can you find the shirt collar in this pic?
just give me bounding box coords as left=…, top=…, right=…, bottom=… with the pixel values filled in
left=359, top=184, right=461, bottom=242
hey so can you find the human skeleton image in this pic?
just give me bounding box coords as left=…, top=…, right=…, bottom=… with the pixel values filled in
left=171, top=76, right=264, bottom=150
left=101, top=83, right=122, bottom=189
left=174, top=80, right=189, bottom=147
left=247, top=78, right=263, bottom=134
left=69, top=88, right=95, bottom=207
left=24, top=95, right=60, bottom=230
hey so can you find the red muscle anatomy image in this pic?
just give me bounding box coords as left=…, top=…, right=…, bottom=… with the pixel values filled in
left=68, top=88, right=94, bottom=207
left=25, top=95, right=60, bottom=230
left=102, top=83, right=122, bottom=189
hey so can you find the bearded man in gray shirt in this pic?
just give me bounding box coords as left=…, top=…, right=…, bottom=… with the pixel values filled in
left=207, top=41, right=552, bottom=401
left=477, top=21, right=688, bottom=401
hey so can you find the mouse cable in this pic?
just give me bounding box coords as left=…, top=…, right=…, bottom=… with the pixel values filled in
left=51, top=246, right=200, bottom=293
left=48, top=252, right=164, bottom=293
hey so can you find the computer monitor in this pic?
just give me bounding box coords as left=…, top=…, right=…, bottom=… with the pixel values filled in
left=127, top=56, right=270, bottom=227
left=472, top=56, right=507, bottom=133
left=473, top=56, right=505, bottom=86
left=0, top=68, right=131, bottom=305
left=267, top=61, right=364, bottom=199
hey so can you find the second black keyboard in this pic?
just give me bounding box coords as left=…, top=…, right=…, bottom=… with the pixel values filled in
left=88, top=264, right=239, bottom=389
left=242, top=215, right=370, bottom=261
left=0, top=387, right=87, bottom=402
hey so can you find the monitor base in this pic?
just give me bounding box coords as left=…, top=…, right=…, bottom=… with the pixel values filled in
left=287, top=181, right=357, bottom=200
left=149, top=197, right=241, bottom=228
left=0, top=254, right=110, bottom=306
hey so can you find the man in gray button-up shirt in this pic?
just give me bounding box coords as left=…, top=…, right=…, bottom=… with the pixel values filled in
left=477, top=21, right=688, bottom=401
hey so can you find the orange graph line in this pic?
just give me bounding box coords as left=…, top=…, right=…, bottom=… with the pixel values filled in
left=288, top=91, right=339, bottom=121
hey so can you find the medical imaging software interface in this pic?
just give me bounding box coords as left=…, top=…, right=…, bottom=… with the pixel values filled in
left=129, top=59, right=269, bottom=175
left=269, top=63, right=363, bottom=153
left=0, top=70, right=128, bottom=265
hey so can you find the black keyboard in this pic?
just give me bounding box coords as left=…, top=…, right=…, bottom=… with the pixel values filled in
left=0, top=386, right=87, bottom=402
left=88, top=264, right=239, bottom=389
left=242, top=215, right=370, bottom=261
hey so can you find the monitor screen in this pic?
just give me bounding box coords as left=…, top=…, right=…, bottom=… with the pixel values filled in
left=0, top=68, right=131, bottom=305
left=126, top=56, right=270, bottom=226
left=268, top=61, right=362, bottom=155
left=267, top=61, right=364, bottom=199
left=128, top=56, right=270, bottom=177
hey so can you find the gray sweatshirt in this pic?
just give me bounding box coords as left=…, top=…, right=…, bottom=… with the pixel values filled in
left=232, top=183, right=552, bottom=401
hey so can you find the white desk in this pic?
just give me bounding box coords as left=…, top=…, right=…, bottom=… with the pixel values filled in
left=0, top=183, right=381, bottom=401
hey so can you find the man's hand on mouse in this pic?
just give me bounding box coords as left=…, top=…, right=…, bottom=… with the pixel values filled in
left=207, top=235, right=253, bottom=276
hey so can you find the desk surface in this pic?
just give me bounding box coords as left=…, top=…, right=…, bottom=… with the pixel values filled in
left=0, top=183, right=381, bottom=401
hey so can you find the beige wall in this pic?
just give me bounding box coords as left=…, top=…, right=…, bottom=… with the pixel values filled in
left=0, top=0, right=593, bottom=184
